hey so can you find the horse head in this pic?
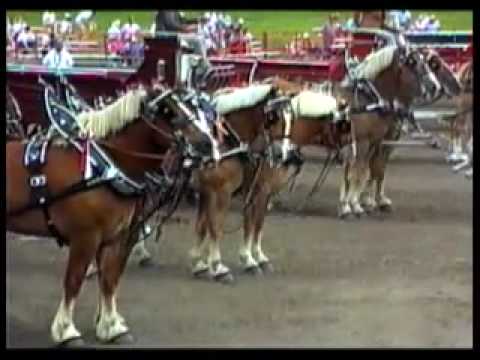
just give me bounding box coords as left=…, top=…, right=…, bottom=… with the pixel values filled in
left=362, top=44, right=439, bottom=106
left=393, top=41, right=441, bottom=104
left=421, top=47, right=463, bottom=98
left=143, top=85, right=218, bottom=162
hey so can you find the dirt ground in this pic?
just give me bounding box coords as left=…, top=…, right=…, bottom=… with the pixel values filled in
left=6, top=145, right=472, bottom=348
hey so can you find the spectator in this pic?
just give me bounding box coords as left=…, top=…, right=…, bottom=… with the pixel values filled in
left=228, top=23, right=247, bottom=54
left=322, top=14, right=340, bottom=56
left=16, top=25, right=36, bottom=49
left=107, top=19, right=122, bottom=40
left=59, top=13, right=73, bottom=35
left=343, top=17, right=358, bottom=30
left=42, top=11, right=56, bottom=28
left=12, top=17, right=26, bottom=41
left=42, top=40, right=74, bottom=69
left=121, top=17, right=141, bottom=42
left=75, top=10, right=95, bottom=35
left=427, top=15, right=440, bottom=32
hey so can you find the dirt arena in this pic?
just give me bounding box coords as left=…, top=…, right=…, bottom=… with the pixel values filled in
left=6, top=145, right=472, bottom=348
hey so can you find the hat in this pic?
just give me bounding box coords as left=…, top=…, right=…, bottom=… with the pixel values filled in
left=65, top=12, right=71, bottom=19
left=238, top=17, right=244, bottom=25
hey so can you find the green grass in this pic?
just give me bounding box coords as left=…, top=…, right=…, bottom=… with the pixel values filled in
left=7, top=10, right=473, bottom=47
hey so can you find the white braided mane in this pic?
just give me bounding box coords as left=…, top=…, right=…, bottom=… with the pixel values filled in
left=76, top=88, right=147, bottom=139
left=353, top=45, right=397, bottom=80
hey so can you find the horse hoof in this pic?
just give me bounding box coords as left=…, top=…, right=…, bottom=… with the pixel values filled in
left=192, top=266, right=209, bottom=279
left=362, top=206, right=376, bottom=214
left=354, top=210, right=365, bottom=218
left=243, top=265, right=263, bottom=276
left=57, top=337, right=85, bottom=348
left=138, top=257, right=155, bottom=268
left=378, top=204, right=393, bottom=213
left=259, top=261, right=274, bottom=274
left=214, top=271, right=235, bottom=285
left=109, top=332, right=135, bottom=345
left=339, top=212, right=354, bottom=221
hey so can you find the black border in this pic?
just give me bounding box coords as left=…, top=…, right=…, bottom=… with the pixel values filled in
left=3, top=0, right=478, bottom=353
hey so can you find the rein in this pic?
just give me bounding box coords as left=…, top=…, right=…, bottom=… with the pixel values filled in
left=96, top=140, right=173, bottom=161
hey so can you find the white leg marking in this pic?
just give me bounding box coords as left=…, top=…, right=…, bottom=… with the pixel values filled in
left=239, top=233, right=258, bottom=268
left=86, top=262, right=98, bottom=278
left=51, top=297, right=81, bottom=344
left=252, top=231, right=269, bottom=264
left=95, top=294, right=129, bottom=342
left=132, top=240, right=151, bottom=261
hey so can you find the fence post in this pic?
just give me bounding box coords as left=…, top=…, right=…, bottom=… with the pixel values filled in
left=262, top=32, right=268, bottom=51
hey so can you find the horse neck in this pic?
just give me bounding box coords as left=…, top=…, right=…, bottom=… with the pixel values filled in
left=102, top=117, right=169, bottom=179
left=371, top=66, right=400, bottom=103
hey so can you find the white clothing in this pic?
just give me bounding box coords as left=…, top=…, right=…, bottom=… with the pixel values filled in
left=59, top=20, right=72, bottom=34
left=107, top=24, right=121, bottom=39
left=16, top=31, right=36, bottom=48
left=42, top=11, right=56, bottom=26
left=43, top=48, right=74, bottom=69
left=121, top=23, right=141, bottom=40
left=75, top=10, right=93, bottom=25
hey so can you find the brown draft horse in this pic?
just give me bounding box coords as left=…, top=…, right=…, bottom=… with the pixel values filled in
left=334, top=45, right=439, bottom=217
left=188, top=84, right=292, bottom=282
left=6, top=86, right=212, bottom=346
left=360, top=49, right=469, bottom=211
left=444, top=59, right=473, bottom=168
left=225, top=45, right=439, bottom=276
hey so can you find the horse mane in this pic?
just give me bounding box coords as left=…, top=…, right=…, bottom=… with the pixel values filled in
left=353, top=45, right=397, bottom=80
left=457, top=60, right=473, bottom=90
left=76, top=88, right=147, bottom=139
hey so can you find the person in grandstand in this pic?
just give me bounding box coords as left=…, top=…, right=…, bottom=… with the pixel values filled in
left=42, top=11, right=56, bottom=30
left=42, top=40, right=74, bottom=69
left=59, top=13, right=73, bottom=35
left=16, top=25, right=36, bottom=49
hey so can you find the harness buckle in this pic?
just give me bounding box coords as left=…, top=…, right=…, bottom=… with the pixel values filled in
left=30, top=175, right=47, bottom=188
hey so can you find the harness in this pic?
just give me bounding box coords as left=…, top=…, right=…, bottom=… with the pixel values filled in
left=8, top=83, right=211, bottom=247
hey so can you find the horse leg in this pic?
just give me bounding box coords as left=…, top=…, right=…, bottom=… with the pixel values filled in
left=240, top=193, right=261, bottom=275
left=373, top=146, right=394, bottom=212
left=51, top=232, right=100, bottom=346
left=447, top=116, right=465, bottom=163
left=251, top=189, right=274, bottom=274
left=94, top=233, right=134, bottom=344
left=349, top=142, right=372, bottom=217
left=133, top=238, right=153, bottom=267
left=338, top=160, right=353, bottom=218
left=360, top=177, right=377, bottom=213
left=190, top=191, right=210, bottom=277
left=207, top=189, right=234, bottom=283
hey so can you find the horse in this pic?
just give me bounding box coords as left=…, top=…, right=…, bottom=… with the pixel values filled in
left=361, top=49, right=471, bottom=210
left=268, top=44, right=440, bottom=214
left=443, top=59, right=473, bottom=170
left=6, top=85, right=216, bottom=346
left=187, top=83, right=295, bottom=282
left=226, top=44, right=440, bottom=276
left=334, top=44, right=440, bottom=217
